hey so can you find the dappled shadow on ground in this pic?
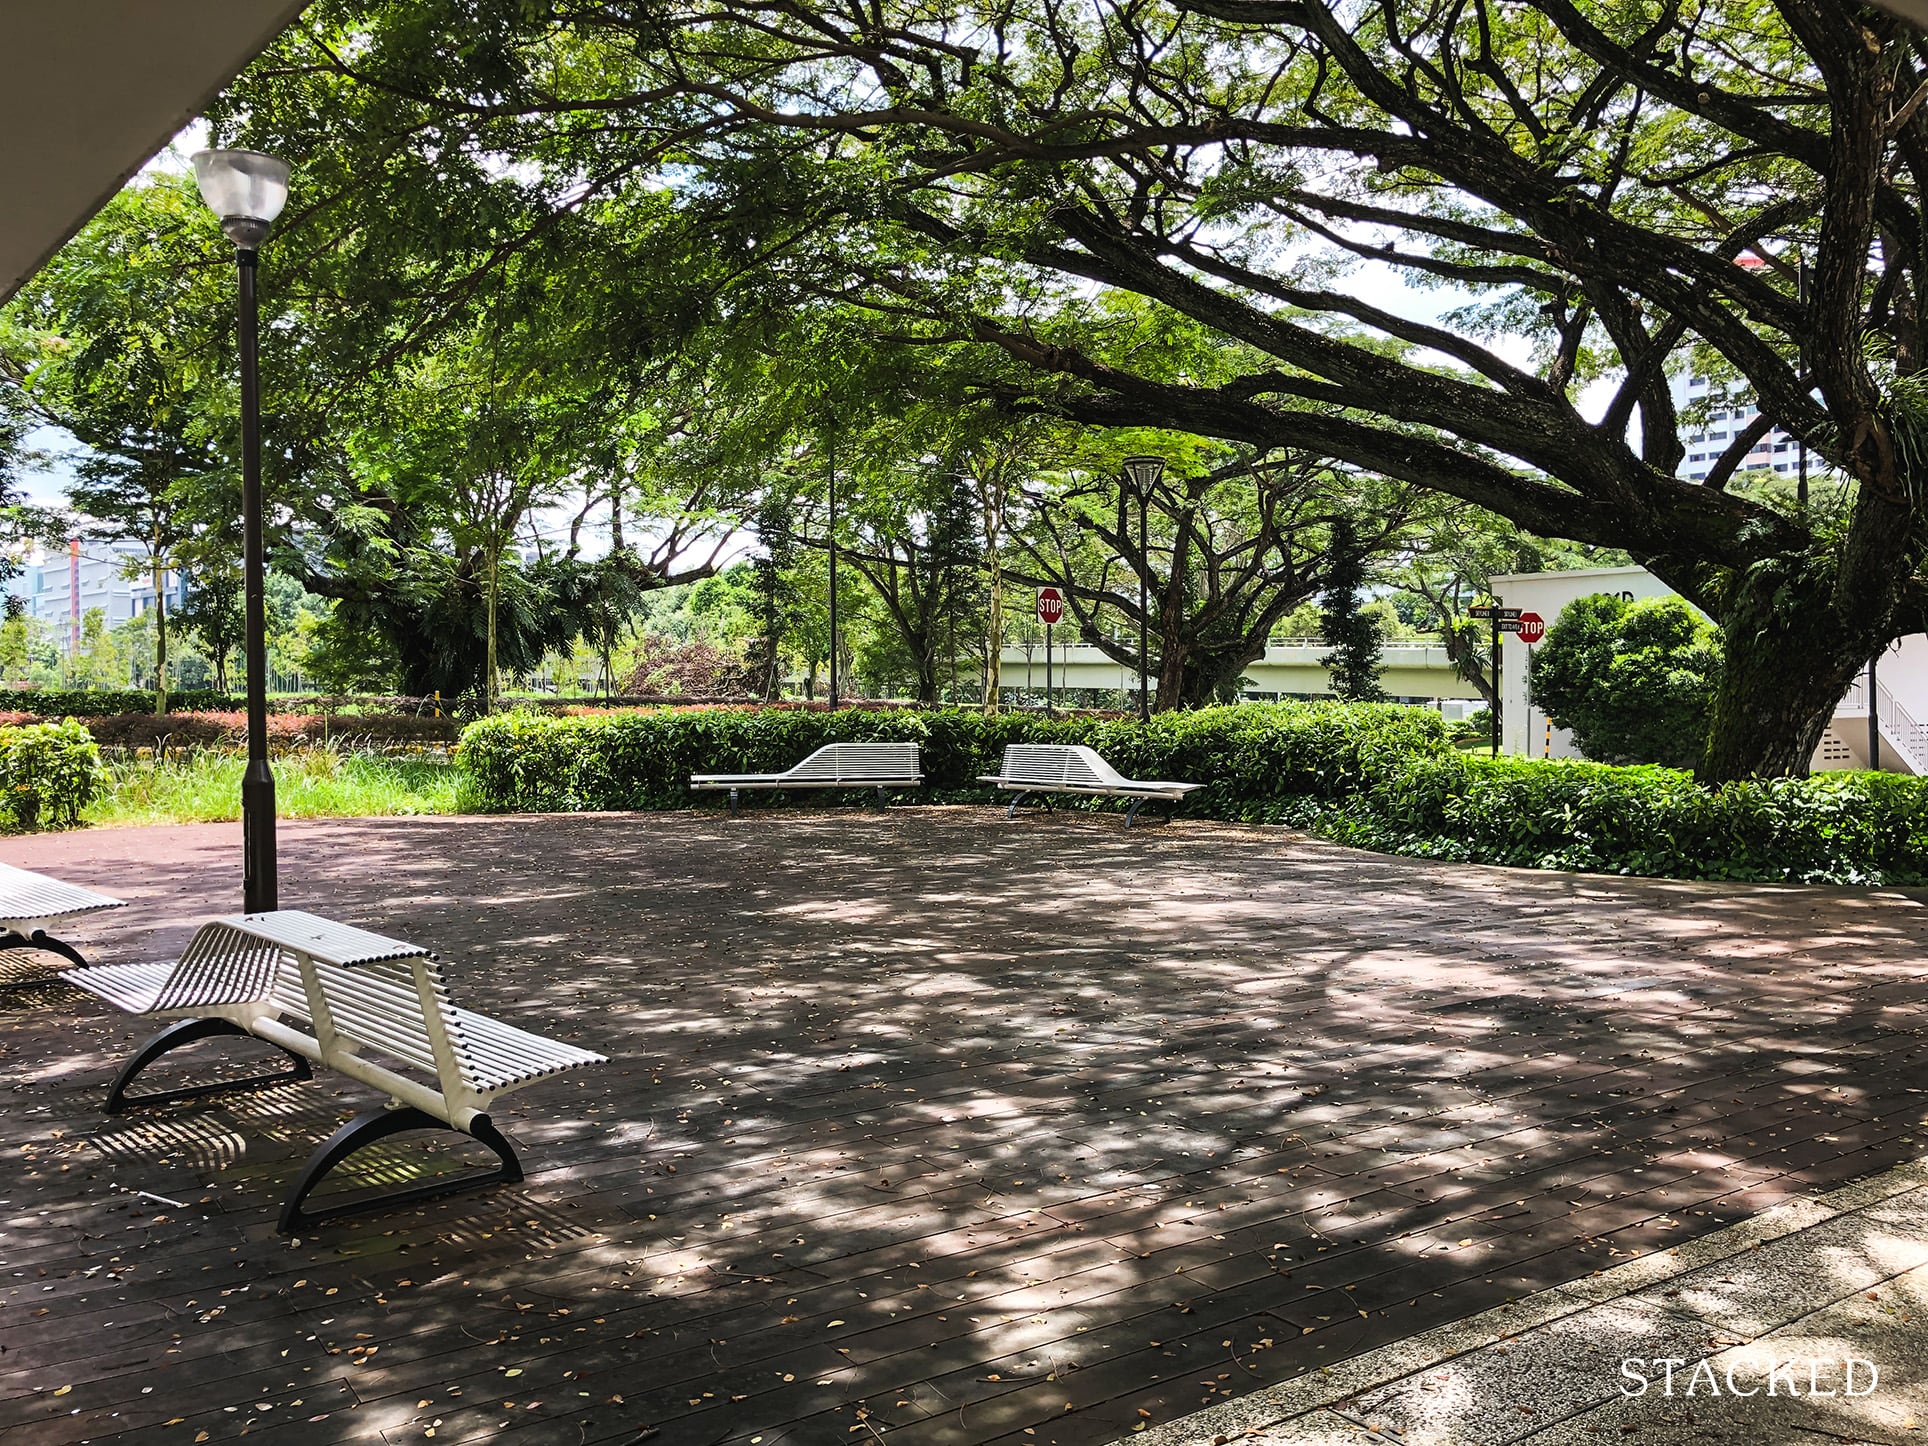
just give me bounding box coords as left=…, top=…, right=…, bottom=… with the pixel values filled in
left=0, top=810, right=1925, bottom=1446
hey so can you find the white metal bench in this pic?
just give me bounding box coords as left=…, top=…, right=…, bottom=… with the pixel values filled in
left=0, top=861, right=124, bottom=989
left=690, top=741, right=923, bottom=816
left=977, top=743, right=1204, bottom=827
left=63, top=909, right=606, bottom=1232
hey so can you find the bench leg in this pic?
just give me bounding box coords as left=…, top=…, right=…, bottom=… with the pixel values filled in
left=278, top=1106, right=523, bottom=1234
left=106, top=1017, right=312, bottom=1113
left=876, top=785, right=887, bottom=810
left=0, top=927, right=92, bottom=991
left=1005, top=792, right=1054, bottom=819
left=1125, top=798, right=1168, bottom=828
left=728, top=787, right=740, bottom=818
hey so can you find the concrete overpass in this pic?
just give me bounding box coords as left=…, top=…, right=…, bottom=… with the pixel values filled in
left=998, top=640, right=1484, bottom=703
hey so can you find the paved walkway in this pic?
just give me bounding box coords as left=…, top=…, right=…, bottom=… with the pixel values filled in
left=0, top=810, right=1925, bottom=1446
left=1127, top=1156, right=1928, bottom=1445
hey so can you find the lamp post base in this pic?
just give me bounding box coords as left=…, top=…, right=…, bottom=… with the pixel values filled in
left=243, top=760, right=278, bottom=914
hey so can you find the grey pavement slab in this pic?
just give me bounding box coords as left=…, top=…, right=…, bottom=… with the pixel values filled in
left=1332, top=1298, right=1726, bottom=1446
left=1123, top=1155, right=1928, bottom=1446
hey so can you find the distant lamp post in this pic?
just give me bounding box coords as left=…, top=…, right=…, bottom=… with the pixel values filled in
left=193, top=148, right=290, bottom=915
left=1120, top=455, right=1165, bottom=723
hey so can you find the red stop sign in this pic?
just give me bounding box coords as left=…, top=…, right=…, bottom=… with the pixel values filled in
left=1516, top=611, right=1545, bottom=644
left=1037, top=587, right=1065, bottom=625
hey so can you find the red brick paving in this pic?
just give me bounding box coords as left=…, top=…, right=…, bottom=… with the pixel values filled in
left=0, top=810, right=1925, bottom=1446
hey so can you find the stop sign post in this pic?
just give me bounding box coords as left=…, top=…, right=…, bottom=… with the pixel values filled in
left=1037, top=588, right=1065, bottom=715
left=1468, top=604, right=1522, bottom=757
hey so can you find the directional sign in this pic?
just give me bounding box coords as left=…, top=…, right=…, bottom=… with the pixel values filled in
left=1469, top=605, right=1522, bottom=620
left=1036, top=586, right=1065, bottom=626
left=1515, top=611, right=1546, bottom=645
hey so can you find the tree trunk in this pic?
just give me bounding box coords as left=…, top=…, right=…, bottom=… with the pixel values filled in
left=1440, top=621, right=1497, bottom=710
left=917, top=643, right=940, bottom=707
left=1155, top=653, right=1184, bottom=710
left=484, top=548, right=500, bottom=713
left=1699, top=574, right=1876, bottom=782
left=982, top=548, right=1003, bottom=714
left=152, top=551, right=168, bottom=717
left=1154, top=606, right=1186, bottom=710
left=1181, top=645, right=1269, bottom=707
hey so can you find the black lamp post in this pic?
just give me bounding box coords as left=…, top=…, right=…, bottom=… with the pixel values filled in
left=193, top=148, right=289, bottom=915
left=1120, top=455, right=1164, bottom=723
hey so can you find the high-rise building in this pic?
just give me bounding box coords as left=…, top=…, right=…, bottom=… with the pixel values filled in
left=1674, top=372, right=1816, bottom=484
left=4, top=540, right=188, bottom=654
left=1673, top=252, right=1821, bottom=485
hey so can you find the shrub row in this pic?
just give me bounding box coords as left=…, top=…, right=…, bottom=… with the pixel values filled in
left=457, top=701, right=1445, bottom=815
left=0, top=710, right=459, bottom=749
left=0, top=687, right=237, bottom=717
left=85, top=711, right=460, bottom=750
left=1286, top=754, right=1928, bottom=887
left=457, top=702, right=1928, bottom=887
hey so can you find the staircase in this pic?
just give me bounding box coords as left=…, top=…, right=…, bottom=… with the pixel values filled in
left=1831, top=675, right=1928, bottom=774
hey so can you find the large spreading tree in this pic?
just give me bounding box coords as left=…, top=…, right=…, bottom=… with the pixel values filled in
left=218, top=0, right=1928, bottom=776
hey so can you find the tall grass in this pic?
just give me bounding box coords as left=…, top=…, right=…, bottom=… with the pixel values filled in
left=85, top=746, right=469, bottom=828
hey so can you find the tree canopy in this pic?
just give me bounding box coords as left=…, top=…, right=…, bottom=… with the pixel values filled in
left=191, top=0, right=1923, bottom=776
left=2, top=0, right=1911, bottom=777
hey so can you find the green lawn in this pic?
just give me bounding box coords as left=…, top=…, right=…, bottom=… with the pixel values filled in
left=84, top=749, right=468, bottom=828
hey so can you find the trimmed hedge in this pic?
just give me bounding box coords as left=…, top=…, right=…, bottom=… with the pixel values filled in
left=457, top=702, right=1928, bottom=887
left=0, top=688, right=237, bottom=717
left=457, top=702, right=1445, bottom=816
left=0, top=719, right=107, bottom=831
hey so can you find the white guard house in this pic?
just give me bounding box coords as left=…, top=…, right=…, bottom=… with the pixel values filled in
left=1492, top=565, right=1928, bottom=774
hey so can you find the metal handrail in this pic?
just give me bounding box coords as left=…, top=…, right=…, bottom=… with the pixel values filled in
left=1876, top=677, right=1928, bottom=774
left=1829, top=673, right=1924, bottom=772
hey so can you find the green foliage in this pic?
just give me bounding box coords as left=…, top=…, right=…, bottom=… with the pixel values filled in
left=1, top=686, right=233, bottom=717
left=0, top=719, right=107, bottom=831
left=202, top=0, right=1919, bottom=778
left=85, top=746, right=461, bottom=827
left=1318, top=520, right=1387, bottom=702
left=1444, top=709, right=1494, bottom=747
left=459, top=702, right=1928, bottom=886
left=748, top=494, right=798, bottom=700
left=174, top=549, right=245, bottom=692
left=299, top=607, right=404, bottom=694
left=1531, top=595, right=1722, bottom=769
left=1301, top=757, right=1928, bottom=889
left=2, top=687, right=234, bottom=717
left=458, top=702, right=1445, bottom=814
